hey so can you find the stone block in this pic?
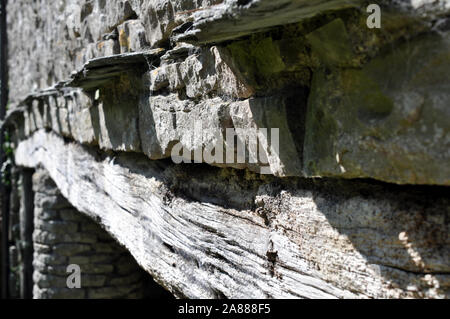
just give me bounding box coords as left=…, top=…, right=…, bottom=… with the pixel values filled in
left=52, top=243, right=93, bottom=257
left=304, top=30, right=450, bottom=185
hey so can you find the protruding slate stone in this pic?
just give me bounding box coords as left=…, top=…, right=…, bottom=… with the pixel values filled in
left=173, top=0, right=363, bottom=44
left=67, top=49, right=164, bottom=89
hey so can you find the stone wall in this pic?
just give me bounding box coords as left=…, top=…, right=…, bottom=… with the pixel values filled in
left=6, top=0, right=450, bottom=185
left=32, top=169, right=154, bottom=299
left=3, top=0, right=450, bottom=299
left=6, top=0, right=223, bottom=102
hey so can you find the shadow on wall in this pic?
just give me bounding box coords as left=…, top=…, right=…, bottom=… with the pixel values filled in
left=89, top=72, right=143, bottom=153
left=258, top=179, right=450, bottom=298
left=312, top=185, right=450, bottom=298
left=17, top=88, right=450, bottom=297
left=111, top=145, right=449, bottom=298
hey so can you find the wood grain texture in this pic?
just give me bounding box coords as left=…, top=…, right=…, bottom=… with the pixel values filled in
left=15, top=130, right=450, bottom=298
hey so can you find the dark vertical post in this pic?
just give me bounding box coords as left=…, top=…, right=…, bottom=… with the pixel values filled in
left=0, top=0, right=9, bottom=300
left=19, top=169, right=33, bottom=299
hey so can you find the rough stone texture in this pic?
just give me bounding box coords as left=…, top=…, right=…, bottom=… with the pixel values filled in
left=6, top=0, right=450, bottom=184
left=32, top=169, right=149, bottom=299
left=5, top=0, right=450, bottom=300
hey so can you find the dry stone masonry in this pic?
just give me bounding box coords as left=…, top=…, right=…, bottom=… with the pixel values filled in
left=32, top=169, right=150, bottom=299
left=2, top=0, right=449, bottom=298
